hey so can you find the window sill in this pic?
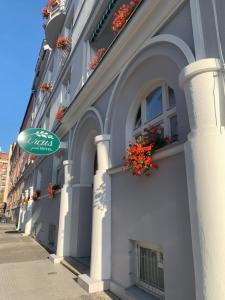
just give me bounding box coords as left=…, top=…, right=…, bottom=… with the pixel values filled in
left=107, top=142, right=184, bottom=175
left=126, top=286, right=161, bottom=300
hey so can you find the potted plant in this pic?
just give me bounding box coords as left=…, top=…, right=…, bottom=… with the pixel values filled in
left=56, top=36, right=70, bottom=50
left=47, top=183, right=60, bottom=199
left=56, top=105, right=67, bottom=121
left=32, top=191, right=41, bottom=201
left=42, top=7, right=50, bottom=19
left=88, top=48, right=106, bottom=70
left=40, top=82, right=52, bottom=92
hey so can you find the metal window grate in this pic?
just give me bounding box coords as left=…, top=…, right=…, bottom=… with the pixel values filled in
left=137, top=245, right=165, bottom=298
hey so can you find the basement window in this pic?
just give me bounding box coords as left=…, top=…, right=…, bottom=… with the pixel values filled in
left=136, top=244, right=165, bottom=299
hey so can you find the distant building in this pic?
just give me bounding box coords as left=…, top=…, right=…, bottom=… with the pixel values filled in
left=6, top=94, right=35, bottom=226
left=0, top=151, right=9, bottom=201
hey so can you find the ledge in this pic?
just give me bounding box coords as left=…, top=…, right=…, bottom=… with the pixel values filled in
left=107, top=142, right=184, bottom=175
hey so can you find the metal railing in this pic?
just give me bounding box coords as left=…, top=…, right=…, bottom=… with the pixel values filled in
left=49, top=0, right=66, bottom=19
left=136, top=245, right=165, bottom=299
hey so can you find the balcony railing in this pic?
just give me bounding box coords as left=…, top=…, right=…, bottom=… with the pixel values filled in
left=44, top=0, right=68, bottom=48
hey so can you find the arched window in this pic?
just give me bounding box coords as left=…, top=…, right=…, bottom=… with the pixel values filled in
left=133, top=83, right=178, bottom=141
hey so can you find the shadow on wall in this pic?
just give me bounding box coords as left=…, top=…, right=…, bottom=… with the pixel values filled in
left=31, top=193, right=61, bottom=253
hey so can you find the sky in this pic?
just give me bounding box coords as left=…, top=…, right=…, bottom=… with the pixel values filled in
left=0, top=0, right=46, bottom=152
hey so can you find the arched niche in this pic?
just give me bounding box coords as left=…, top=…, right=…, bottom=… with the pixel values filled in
left=68, top=109, right=103, bottom=260
left=106, top=36, right=194, bottom=166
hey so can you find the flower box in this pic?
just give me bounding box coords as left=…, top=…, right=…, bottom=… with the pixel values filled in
left=40, top=82, right=52, bottom=92
left=56, top=105, right=67, bottom=121
left=47, top=183, right=60, bottom=199
left=32, top=191, right=41, bottom=201
left=123, top=126, right=172, bottom=176
left=56, top=36, right=70, bottom=50
left=88, top=48, right=106, bottom=70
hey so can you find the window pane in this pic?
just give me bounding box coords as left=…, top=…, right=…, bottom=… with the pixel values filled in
left=134, top=106, right=142, bottom=129
left=170, top=115, right=178, bottom=140
left=168, top=87, right=176, bottom=108
left=146, top=88, right=163, bottom=121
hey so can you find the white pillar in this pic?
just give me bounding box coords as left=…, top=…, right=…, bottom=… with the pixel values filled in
left=180, top=58, right=225, bottom=300
left=55, top=160, right=73, bottom=259
left=21, top=189, right=29, bottom=232
left=17, top=204, right=23, bottom=231
left=91, top=135, right=111, bottom=283
left=24, top=186, right=33, bottom=235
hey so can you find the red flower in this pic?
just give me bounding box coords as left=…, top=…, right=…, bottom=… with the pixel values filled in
left=112, top=1, right=142, bottom=35
left=56, top=36, right=70, bottom=49
left=32, top=191, right=41, bottom=201
left=56, top=105, right=66, bottom=121
left=40, top=82, right=52, bottom=92
left=88, top=48, right=106, bottom=70
left=42, top=7, right=50, bottom=19
left=123, top=135, right=157, bottom=176
left=48, top=0, right=60, bottom=8
left=123, top=124, right=173, bottom=176
left=29, top=154, right=36, bottom=161
left=47, top=183, right=60, bottom=199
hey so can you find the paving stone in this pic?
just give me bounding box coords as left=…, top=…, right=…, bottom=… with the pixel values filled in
left=0, top=224, right=119, bottom=300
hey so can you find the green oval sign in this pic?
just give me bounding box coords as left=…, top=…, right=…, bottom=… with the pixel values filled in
left=17, top=128, right=61, bottom=156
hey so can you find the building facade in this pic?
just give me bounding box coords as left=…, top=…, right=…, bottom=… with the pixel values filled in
left=0, top=151, right=9, bottom=202
left=13, top=0, right=225, bottom=299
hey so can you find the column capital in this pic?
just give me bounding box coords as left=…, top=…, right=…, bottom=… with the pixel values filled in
left=95, top=135, right=111, bottom=144
left=63, top=160, right=73, bottom=166
left=179, top=58, right=224, bottom=133
left=179, top=58, right=221, bottom=88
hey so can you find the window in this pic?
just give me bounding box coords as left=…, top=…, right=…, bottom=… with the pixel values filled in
left=36, top=169, right=42, bottom=190
left=43, top=110, right=50, bottom=130
left=136, top=244, right=165, bottom=299
left=52, top=154, right=63, bottom=187
left=146, top=87, right=163, bottom=121
left=133, top=83, right=178, bottom=142
left=61, top=72, right=71, bottom=106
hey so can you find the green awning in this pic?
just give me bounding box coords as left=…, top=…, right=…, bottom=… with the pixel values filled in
left=90, top=0, right=118, bottom=43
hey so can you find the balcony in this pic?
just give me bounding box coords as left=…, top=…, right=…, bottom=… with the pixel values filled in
left=44, top=0, right=67, bottom=48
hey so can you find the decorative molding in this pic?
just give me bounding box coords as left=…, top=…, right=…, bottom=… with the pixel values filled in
left=179, top=58, right=221, bottom=88
left=68, top=107, right=104, bottom=160
left=72, top=184, right=92, bottom=188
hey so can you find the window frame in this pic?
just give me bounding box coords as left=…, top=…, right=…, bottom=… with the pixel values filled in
left=133, top=82, right=177, bottom=141
left=135, top=242, right=165, bottom=299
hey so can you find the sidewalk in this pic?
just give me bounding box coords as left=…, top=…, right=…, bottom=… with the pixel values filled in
left=0, top=224, right=119, bottom=300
